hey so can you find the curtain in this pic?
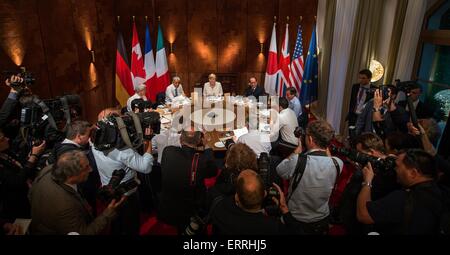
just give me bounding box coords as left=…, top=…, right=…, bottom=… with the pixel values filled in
left=393, top=0, right=427, bottom=81
left=339, top=0, right=384, bottom=134
left=384, top=0, right=409, bottom=84
left=326, top=0, right=359, bottom=132
left=315, top=0, right=336, bottom=119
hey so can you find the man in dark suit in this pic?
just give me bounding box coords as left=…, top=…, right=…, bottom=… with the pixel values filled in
left=347, top=69, right=377, bottom=137
left=158, top=130, right=217, bottom=233
left=29, top=150, right=124, bottom=235
left=244, top=77, right=264, bottom=99
left=397, top=82, right=433, bottom=119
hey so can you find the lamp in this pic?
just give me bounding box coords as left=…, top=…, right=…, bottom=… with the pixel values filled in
left=369, top=60, right=384, bottom=82
left=90, top=50, right=95, bottom=63
left=170, top=43, right=173, bottom=54
left=260, top=43, right=264, bottom=54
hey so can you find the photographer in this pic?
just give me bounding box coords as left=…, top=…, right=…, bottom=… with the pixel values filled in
left=29, top=150, right=125, bottom=235
left=0, top=75, right=21, bottom=129
left=92, top=118, right=154, bottom=235
left=210, top=170, right=288, bottom=235
left=158, top=130, right=217, bottom=233
left=397, top=82, right=433, bottom=119
left=0, top=129, right=46, bottom=220
left=276, top=120, right=343, bottom=235
left=357, top=149, right=444, bottom=234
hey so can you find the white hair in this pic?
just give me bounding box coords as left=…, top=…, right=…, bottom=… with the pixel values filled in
left=134, top=84, right=146, bottom=92
left=172, top=76, right=181, bottom=83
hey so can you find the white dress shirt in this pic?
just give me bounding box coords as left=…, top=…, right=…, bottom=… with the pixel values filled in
left=92, top=147, right=153, bottom=186
left=278, top=108, right=299, bottom=145
left=151, top=130, right=181, bottom=163
left=203, top=82, right=223, bottom=97
left=165, top=84, right=185, bottom=103
left=126, top=94, right=148, bottom=112
left=237, top=130, right=271, bottom=157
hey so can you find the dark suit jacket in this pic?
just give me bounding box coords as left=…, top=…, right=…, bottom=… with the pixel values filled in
left=347, top=83, right=376, bottom=126
left=0, top=94, right=18, bottom=128
left=244, top=85, right=265, bottom=99
left=29, top=166, right=116, bottom=235
left=398, top=100, right=433, bottom=119
left=158, top=146, right=217, bottom=228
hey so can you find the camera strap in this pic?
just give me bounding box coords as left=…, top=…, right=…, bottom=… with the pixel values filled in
left=190, top=153, right=200, bottom=186
left=114, top=116, right=134, bottom=149
left=126, top=112, right=143, bottom=147
left=59, top=96, right=71, bottom=131
left=32, top=96, right=57, bottom=130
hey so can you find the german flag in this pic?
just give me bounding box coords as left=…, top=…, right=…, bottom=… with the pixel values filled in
left=115, top=28, right=134, bottom=107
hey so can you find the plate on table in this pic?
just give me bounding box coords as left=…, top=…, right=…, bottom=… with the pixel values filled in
left=214, top=141, right=225, bottom=148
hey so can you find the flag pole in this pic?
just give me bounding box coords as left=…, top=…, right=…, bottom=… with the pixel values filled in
left=133, top=16, right=135, bottom=22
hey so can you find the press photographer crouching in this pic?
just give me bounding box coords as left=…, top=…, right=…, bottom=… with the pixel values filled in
left=209, top=169, right=290, bottom=235
left=91, top=109, right=157, bottom=235
left=276, top=120, right=343, bottom=235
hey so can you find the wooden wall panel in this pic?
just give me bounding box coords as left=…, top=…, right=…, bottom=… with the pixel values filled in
left=0, top=0, right=318, bottom=123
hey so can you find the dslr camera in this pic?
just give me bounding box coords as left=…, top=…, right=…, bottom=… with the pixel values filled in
left=97, top=169, right=139, bottom=202
left=130, top=98, right=153, bottom=113
left=3, top=67, right=35, bottom=93
left=258, top=153, right=280, bottom=214
left=331, top=146, right=396, bottom=174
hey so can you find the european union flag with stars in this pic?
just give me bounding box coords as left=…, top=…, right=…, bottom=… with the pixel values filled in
left=300, top=24, right=318, bottom=106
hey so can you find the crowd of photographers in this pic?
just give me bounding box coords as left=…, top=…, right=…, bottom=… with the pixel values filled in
left=1, top=70, right=450, bottom=235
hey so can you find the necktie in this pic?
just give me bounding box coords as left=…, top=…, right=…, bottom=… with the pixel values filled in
left=174, top=88, right=178, bottom=97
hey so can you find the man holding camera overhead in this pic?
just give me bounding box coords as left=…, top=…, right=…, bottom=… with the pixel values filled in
left=276, top=120, right=343, bottom=235
left=91, top=113, right=154, bottom=235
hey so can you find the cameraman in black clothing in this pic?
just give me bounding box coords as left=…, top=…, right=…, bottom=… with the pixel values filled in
left=210, top=169, right=288, bottom=235
left=357, top=149, right=444, bottom=234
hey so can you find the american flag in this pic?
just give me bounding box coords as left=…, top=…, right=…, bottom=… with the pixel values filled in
left=291, top=25, right=304, bottom=93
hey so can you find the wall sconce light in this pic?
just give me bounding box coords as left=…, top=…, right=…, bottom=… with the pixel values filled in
left=369, top=59, right=384, bottom=83
left=260, top=43, right=264, bottom=54
left=90, top=50, right=95, bottom=63
left=169, top=43, right=174, bottom=54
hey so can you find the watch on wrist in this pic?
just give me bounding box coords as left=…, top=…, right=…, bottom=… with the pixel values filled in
left=362, top=181, right=372, bottom=188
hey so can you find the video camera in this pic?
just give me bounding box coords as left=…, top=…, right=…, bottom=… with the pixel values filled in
left=258, top=152, right=280, bottom=214
left=92, top=111, right=161, bottom=151
left=97, top=169, right=139, bottom=202
left=3, top=67, right=35, bottom=93
left=20, top=94, right=81, bottom=148
left=331, top=146, right=396, bottom=174
left=130, top=98, right=153, bottom=113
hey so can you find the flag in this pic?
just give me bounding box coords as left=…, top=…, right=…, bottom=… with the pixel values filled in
left=264, top=23, right=279, bottom=96
left=115, top=28, right=134, bottom=107
left=131, top=21, right=146, bottom=88
left=291, top=24, right=304, bottom=93
left=300, top=24, right=318, bottom=105
left=278, top=23, right=293, bottom=97
left=144, top=22, right=156, bottom=100
left=154, top=22, right=170, bottom=101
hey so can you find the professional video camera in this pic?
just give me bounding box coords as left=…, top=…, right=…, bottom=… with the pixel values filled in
left=3, top=67, right=35, bottom=93
left=331, top=146, right=396, bottom=174
left=92, top=111, right=161, bottom=151
left=97, top=169, right=139, bottom=202
left=20, top=94, right=81, bottom=148
left=258, top=152, right=280, bottom=214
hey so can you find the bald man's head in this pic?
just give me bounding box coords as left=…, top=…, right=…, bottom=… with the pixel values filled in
left=236, top=169, right=265, bottom=210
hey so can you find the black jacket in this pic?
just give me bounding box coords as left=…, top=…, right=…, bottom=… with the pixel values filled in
left=244, top=85, right=265, bottom=99
left=398, top=100, right=433, bottom=119
left=347, top=83, right=376, bottom=126
left=158, top=146, right=217, bottom=228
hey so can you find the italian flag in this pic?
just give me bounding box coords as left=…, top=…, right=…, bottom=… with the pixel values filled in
left=154, top=23, right=170, bottom=101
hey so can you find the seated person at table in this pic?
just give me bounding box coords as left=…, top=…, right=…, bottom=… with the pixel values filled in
left=244, top=77, right=264, bottom=99
left=286, top=87, right=302, bottom=117
left=203, top=73, right=223, bottom=97
left=126, top=84, right=148, bottom=112
left=165, top=76, right=185, bottom=103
